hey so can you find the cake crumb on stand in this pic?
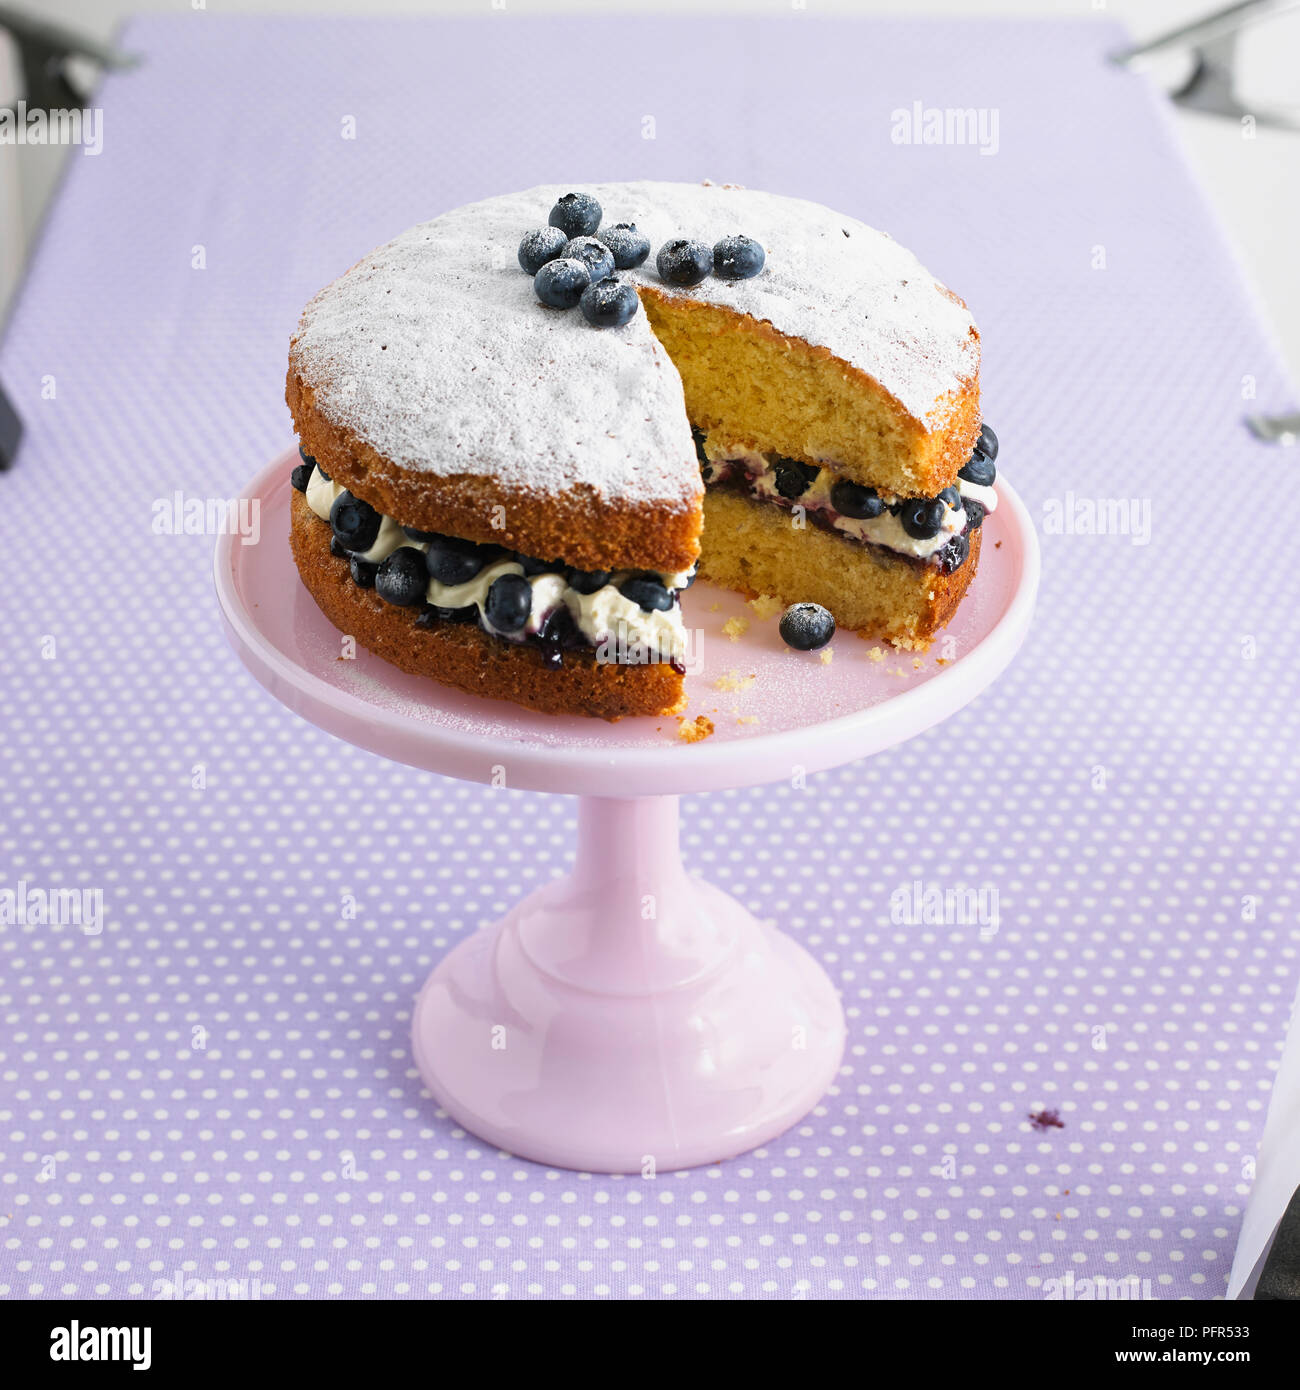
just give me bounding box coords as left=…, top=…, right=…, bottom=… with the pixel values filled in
left=676, top=714, right=715, bottom=743
left=746, top=594, right=784, bottom=620
left=721, top=616, right=750, bottom=642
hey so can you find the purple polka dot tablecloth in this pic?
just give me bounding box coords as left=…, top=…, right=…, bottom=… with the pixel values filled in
left=2, top=13, right=1298, bottom=1301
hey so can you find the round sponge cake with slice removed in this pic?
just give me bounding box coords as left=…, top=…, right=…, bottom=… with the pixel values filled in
left=286, top=180, right=994, bottom=719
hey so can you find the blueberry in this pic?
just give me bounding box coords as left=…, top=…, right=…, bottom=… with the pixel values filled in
left=598, top=222, right=651, bottom=269
left=375, top=546, right=428, bottom=606
left=298, top=444, right=317, bottom=468
left=656, top=238, right=713, bottom=286
left=440, top=604, right=480, bottom=624
left=518, top=226, right=569, bottom=275
left=330, top=491, right=382, bottom=553
left=426, top=534, right=495, bottom=586
left=417, top=602, right=479, bottom=627
left=563, top=236, right=616, bottom=284
left=516, top=555, right=563, bottom=576
left=330, top=535, right=348, bottom=558
left=977, top=422, right=998, bottom=461
left=958, top=451, right=996, bottom=488
left=712, top=234, right=765, bottom=280
left=691, top=426, right=708, bottom=463
left=963, top=498, right=986, bottom=530
left=899, top=497, right=947, bottom=540
left=579, top=275, right=638, bottom=328
left=402, top=524, right=437, bottom=542
left=779, top=602, right=835, bottom=651
left=829, top=479, right=884, bottom=519
left=290, top=462, right=312, bottom=493
left=936, top=532, right=970, bottom=574
left=316, top=464, right=331, bottom=482
left=534, top=257, right=591, bottom=309
left=567, top=567, right=611, bottom=595
left=548, top=191, right=602, bottom=239
left=773, top=458, right=820, bottom=499
left=350, top=556, right=377, bottom=588
left=938, top=485, right=961, bottom=510
left=539, top=603, right=579, bottom=643
left=485, top=573, right=533, bottom=633
left=620, top=574, right=673, bottom=611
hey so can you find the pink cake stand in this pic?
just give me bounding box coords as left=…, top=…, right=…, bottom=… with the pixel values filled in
left=215, top=449, right=1039, bottom=1173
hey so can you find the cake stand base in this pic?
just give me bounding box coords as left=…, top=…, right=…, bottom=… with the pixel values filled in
left=411, top=795, right=846, bottom=1173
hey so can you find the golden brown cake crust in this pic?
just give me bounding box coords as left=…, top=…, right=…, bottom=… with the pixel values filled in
left=289, top=491, right=686, bottom=721
left=286, top=369, right=702, bottom=575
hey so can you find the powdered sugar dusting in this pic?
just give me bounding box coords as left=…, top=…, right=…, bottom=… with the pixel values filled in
left=291, top=181, right=977, bottom=502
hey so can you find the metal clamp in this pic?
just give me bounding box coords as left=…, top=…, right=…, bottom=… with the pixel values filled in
left=0, top=3, right=138, bottom=116
left=1111, top=0, right=1300, bottom=130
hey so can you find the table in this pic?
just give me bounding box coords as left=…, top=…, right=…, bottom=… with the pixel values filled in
left=1, top=13, right=1296, bottom=1299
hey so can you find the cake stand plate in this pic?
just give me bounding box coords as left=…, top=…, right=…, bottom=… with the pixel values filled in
left=215, top=449, right=1039, bottom=1172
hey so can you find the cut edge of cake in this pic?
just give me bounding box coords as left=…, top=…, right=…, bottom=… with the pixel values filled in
left=638, top=288, right=981, bottom=500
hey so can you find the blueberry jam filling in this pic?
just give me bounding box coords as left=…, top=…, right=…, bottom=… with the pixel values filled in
left=696, top=425, right=1001, bottom=572
left=772, top=457, right=821, bottom=499
left=298, top=460, right=689, bottom=668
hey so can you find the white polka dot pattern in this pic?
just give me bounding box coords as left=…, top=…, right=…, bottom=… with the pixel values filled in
left=0, top=15, right=1296, bottom=1299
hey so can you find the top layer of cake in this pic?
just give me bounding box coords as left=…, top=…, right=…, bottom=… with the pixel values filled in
left=288, top=180, right=981, bottom=570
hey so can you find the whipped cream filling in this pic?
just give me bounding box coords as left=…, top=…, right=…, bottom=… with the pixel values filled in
left=303, top=465, right=689, bottom=661
left=957, top=477, right=998, bottom=512
left=703, top=442, right=996, bottom=563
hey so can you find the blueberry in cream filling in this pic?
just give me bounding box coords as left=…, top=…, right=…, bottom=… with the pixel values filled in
left=298, top=463, right=691, bottom=665
left=698, top=434, right=998, bottom=572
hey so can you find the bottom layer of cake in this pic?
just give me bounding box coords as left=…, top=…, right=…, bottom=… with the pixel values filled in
left=698, top=487, right=982, bottom=649
left=291, top=492, right=686, bottom=721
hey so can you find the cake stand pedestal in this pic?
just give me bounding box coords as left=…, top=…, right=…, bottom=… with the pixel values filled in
left=411, top=793, right=845, bottom=1171
left=215, top=449, right=1039, bottom=1173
